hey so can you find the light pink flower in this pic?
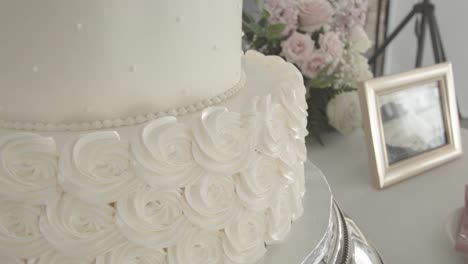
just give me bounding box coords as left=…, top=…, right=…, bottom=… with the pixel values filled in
left=281, top=32, right=315, bottom=64
left=334, top=0, right=368, bottom=35
left=319, top=31, right=344, bottom=61
left=297, top=0, right=334, bottom=33
left=300, top=51, right=327, bottom=79
left=265, top=0, right=299, bottom=36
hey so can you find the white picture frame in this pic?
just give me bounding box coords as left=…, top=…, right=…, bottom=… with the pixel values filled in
left=359, top=63, right=462, bottom=188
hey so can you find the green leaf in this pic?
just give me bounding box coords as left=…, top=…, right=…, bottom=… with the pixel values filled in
left=255, top=0, right=262, bottom=10
left=265, top=24, right=286, bottom=39
left=242, top=12, right=254, bottom=24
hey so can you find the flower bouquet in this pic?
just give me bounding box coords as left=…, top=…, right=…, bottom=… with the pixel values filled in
left=243, top=0, right=373, bottom=142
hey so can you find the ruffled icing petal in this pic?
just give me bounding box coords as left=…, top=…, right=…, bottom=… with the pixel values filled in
left=58, top=131, right=141, bottom=205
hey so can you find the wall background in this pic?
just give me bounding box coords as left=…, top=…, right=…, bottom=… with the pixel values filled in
left=384, top=0, right=468, bottom=118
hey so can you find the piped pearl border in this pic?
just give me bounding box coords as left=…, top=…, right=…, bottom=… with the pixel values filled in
left=0, top=71, right=246, bottom=132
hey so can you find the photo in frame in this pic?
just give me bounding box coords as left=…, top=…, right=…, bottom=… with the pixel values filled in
left=359, top=63, right=462, bottom=189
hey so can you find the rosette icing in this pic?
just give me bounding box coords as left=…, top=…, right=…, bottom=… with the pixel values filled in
left=168, top=229, right=225, bottom=264
left=32, top=251, right=94, bottom=264
left=236, top=154, right=291, bottom=211
left=116, top=185, right=191, bottom=249
left=265, top=185, right=294, bottom=244
left=223, top=209, right=267, bottom=264
left=96, top=242, right=167, bottom=264
left=39, top=193, right=126, bottom=259
left=192, top=107, right=255, bottom=174
left=0, top=201, right=51, bottom=259
left=59, top=131, right=141, bottom=205
left=132, top=117, right=203, bottom=188
left=2, top=255, right=25, bottom=264
left=183, top=173, right=241, bottom=230
left=0, top=133, right=58, bottom=205
left=253, top=95, right=290, bottom=158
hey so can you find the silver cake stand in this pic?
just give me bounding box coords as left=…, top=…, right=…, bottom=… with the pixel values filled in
left=258, top=161, right=385, bottom=264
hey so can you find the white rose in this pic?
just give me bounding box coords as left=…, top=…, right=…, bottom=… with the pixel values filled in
left=132, top=117, right=203, bottom=188
left=223, top=209, right=267, bottom=264
left=167, top=229, right=225, bottom=264
left=182, top=174, right=241, bottom=230
left=0, top=201, right=52, bottom=258
left=349, top=26, right=372, bottom=53
left=326, top=91, right=362, bottom=134
left=96, top=242, right=167, bottom=264
left=39, top=193, right=126, bottom=259
left=58, top=131, right=141, bottom=205
left=236, top=154, right=291, bottom=211
left=32, top=251, right=94, bottom=264
left=192, top=107, right=255, bottom=175
left=116, top=186, right=191, bottom=249
left=0, top=133, right=58, bottom=205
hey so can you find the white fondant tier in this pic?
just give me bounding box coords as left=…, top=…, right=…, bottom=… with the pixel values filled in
left=0, top=0, right=243, bottom=125
left=0, top=52, right=313, bottom=264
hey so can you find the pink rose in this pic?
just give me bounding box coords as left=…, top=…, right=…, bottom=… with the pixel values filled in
left=319, top=31, right=343, bottom=61
left=281, top=32, right=315, bottom=64
left=300, top=51, right=326, bottom=79
left=265, top=0, right=299, bottom=36
left=297, top=0, right=334, bottom=33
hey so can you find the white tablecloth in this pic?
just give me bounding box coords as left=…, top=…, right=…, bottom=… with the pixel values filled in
left=307, top=129, right=468, bottom=264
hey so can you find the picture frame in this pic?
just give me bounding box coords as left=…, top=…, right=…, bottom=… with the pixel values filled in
left=359, top=63, right=462, bottom=189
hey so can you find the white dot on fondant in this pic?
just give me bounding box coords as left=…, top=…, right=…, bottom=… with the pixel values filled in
left=32, top=66, right=39, bottom=72
left=181, top=89, right=188, bottom=96
left=212, top=45, right=218, bottom=51
left=129, top=66, right=137, bottom=73
left=76, top=23, right=84, bottom=31
left=175, top=16, right=182, bottom=23
left=241, top=31, right=245, bottom=37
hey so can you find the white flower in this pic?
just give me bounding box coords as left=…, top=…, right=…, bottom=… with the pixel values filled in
left=132, top=117, right=203, bottom=188
left=326, top=91, right=362, bottom=134
left=192, top=107, right=255, bottom=175
left=349, top=26, right=372, bottom=53
left=0, top=201, right=52, bottom=259
left=32, top=251, right=94, bottom=264
left=39, top=193, right=126, bottom=259
left=168, top=229, right=225, bottom=264
left=236, top=154, right=290, bottom=211
left=0, top=133, right=58, bottom=205
left=223, top=209, right=267, bottom=264
left=182, top=173, right=241, bottom=230
left=59, top=131, right=141, bottom=205
left=116, top=186, right=191, bottom=249
left=96, top=242, right=167, bottom=264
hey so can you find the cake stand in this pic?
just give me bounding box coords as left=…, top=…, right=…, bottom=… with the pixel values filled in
left=259, top=161, right=385, bottom=264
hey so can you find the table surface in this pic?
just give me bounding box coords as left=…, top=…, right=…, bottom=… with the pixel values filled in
left=307, top=128, right=468, bottom=264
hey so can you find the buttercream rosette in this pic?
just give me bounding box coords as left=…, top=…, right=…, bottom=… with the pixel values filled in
left=192, top=107, right=256, bottom=175
left=116, top=185, right=191, bottom=249
left=58, top=131, right=141, bottom=205
left=236, top=154, right=291, bottom=211
left=96, top=242, right=167, bottom=264
left=30, top=250, right=94, bottom=264
left=132, top=116, right=204, bottom=188
left=183, top=173, right=241, bottom=230
left=39, top=193, right=126, bottom=259
left=265, top=185, right=295, bottom=244
left=0, top=201, right=52, bottom=258
left=168, top=228, right=226, bottom=264
left=0, top=133, right=58, bottom=205
left=223, top=209, right=267, bottom=264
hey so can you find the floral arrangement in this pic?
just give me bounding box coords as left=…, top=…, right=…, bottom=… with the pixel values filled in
left=243, top=0, right=373, bottom=142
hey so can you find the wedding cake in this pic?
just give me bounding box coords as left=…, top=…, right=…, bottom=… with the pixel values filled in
left=0, top=1, right=310, bottom=263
